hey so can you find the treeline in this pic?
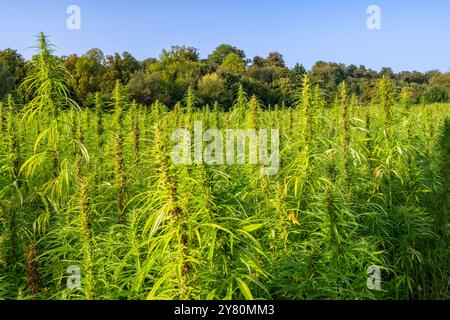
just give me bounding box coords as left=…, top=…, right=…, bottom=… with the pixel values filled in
left=1, top=43, right=450, bottom=108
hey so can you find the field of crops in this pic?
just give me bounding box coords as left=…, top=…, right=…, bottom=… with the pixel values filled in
left=0, top=34, right=449, bottom=300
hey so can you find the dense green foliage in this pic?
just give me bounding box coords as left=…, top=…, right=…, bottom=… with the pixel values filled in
left=0, top=34, right=449, bottom=300
left=2, top=39, right=450, bottom=109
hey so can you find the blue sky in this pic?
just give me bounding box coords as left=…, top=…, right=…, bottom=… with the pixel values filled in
left=0, top=0, right=449, bottom=72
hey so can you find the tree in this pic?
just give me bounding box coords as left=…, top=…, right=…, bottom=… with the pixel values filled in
left=129, top=46, right=206, bottom=106
left=246, top=52, right=289, bottom=106
left=65, top=49, right=106, bottom=103
left=423, top=85, right=448, bottom=103
left=423, top=73, right=450, bottom=103
left=266, top=52, right=286, bottom=68
left=160, top=47, right=205, bottom=105
left=0, top=63, right=14, bottom=100
left=289, top=63, right=306, bottom=88
left=0, top=49, right=26, bottom=100
left=198, top=73, right=226, bottom=105
left=101, top=52, right=140, bottom=92
left=380, top=67, right=394, bottom=78
left=218, top=53, right=246, bottom=75
left=400, top=85, right=421, bottom=105
left=310, top=61, right=346, bottom=96
left=208, top=44, right=246, bottom=67
left=161, top=45, right=200, bottom=63
left=128, top=70, right=170, bottom=105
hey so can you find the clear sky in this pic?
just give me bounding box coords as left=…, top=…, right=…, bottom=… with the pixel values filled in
left=0, top=0, right=449, bottom=72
